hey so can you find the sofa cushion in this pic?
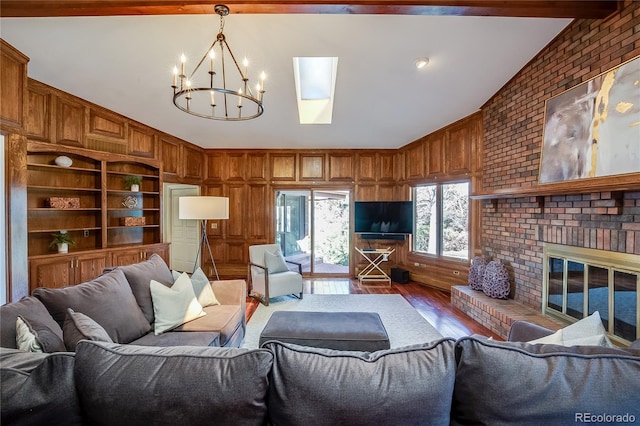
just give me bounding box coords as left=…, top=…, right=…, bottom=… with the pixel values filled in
left=63, top=308, right=113, bottom=352
left=172, top=268, right=220, bottom=308
left=129, top=331, right=220, bottom=347
left=33, top=269, right=151, bottom=344
left=0, top=296, right=65, bottom=352
left=0, top=349, right=82, bottom=425
left=150, top=273, right=206, bottom=335
left=264, top=339, right=457, bottom=426
left=173, top=304, right=243, bottom=347
left=452, top=337, right=640, bottom=426
left=74, top=341, right=273, bottom=426
left=117, top=253, right=174, bottom=324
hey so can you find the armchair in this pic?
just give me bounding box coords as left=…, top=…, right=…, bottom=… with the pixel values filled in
left=248, top=244, right=303, bottom=306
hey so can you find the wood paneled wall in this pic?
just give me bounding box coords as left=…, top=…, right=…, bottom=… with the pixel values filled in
left=2, top=38, right=482, bottom=293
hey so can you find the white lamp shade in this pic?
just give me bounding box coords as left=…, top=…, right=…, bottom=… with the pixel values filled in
left=179, top=196, right=229, bottom=220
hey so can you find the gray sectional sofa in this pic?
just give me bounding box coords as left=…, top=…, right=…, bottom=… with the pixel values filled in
left=0, top=254, right=246, bottom=351
left=1, top=335, right=639, bottom=425
left=1, top=259, right=639, bottom=425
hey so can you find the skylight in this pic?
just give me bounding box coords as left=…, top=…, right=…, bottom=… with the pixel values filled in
left=293, top=57, right=338, bottom=124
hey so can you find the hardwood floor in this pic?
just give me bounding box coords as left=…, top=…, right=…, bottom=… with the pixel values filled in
left=246, top=278, right=503, bottom=340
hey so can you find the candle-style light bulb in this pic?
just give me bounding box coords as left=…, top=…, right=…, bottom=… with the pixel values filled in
left=180, top=54, right=186, bottom=77
left=238, top=88, right=243, bottom=106
left=243, top=57, right=249, bottom=76
left=210, top=90, right=215, bottom=106
left=172, top=66, right=179, bottom=87
left=260, top=71, right=266, bottom=91
left=209, top=49, right=215, bottom=73
left=186, top=80, right=192, bottom=98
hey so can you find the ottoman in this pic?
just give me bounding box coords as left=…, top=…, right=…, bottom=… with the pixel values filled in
left=258, top=311, right=390, bottom=351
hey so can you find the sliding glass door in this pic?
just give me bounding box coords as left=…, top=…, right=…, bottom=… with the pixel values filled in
left=275, top=189, right=350, bottom=275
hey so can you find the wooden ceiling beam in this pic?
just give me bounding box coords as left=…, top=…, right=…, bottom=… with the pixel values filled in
left=0, top=1, right=621, bottom=19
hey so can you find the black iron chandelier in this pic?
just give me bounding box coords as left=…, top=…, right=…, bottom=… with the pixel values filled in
left=171, top=4, right=265, bottom=121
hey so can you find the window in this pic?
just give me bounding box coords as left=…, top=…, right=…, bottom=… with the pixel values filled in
left=413, top=181, right=469, bottom=260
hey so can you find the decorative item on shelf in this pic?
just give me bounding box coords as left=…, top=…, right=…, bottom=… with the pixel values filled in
left=120, top=216, right=146, bottom=227
left=46, top=197, right=80, bottom=209
left=124, top=175, right=142, bottom=192
left=49, top=230, right=75, bottom=254
left=122, top=195, right=138, bottom=209
left=54, top=156, right=73, bottom=167
left=170, top=4, right=265, bottom=121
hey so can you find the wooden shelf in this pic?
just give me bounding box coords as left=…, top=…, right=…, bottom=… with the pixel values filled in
left=26, top=141, right=163, bottom=260
left=28, top=185, right=102, bottom=192
left=471, top=174, right=640, bottom=200
left=27, top=163, right=101, bottom=174
left=28, top=226, right=101, bottom=234
left=28, top=208, right=101, bottom=212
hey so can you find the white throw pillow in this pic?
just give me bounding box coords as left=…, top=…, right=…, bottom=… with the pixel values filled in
left=16, top=317, right=44, bottom=353
left=190, top=267, right=220, bottom=307
left=264, top=249, right=289, bottom=273
left=528, top=311, right=612, bottom=347
left=171, top=268, right=220, bottom=307
left=150, top=272, right=206, bottom=335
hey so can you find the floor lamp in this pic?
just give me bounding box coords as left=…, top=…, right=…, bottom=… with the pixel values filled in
left=178, top=196, right=229, bottom=280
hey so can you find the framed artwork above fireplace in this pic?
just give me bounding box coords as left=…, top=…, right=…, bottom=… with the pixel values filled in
left=539, top=55, right=640, bottom=184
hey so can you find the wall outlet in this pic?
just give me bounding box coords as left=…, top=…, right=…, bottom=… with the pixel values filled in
left=414, top=262, right=419, bottom=266
left=83, top=230, right=89, bottom=237
left=210, top=223, right=217, bottom=229
left=453, top=270, right=460, bottom=275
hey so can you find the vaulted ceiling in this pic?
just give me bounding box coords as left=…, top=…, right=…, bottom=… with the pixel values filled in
left=0, top=1, right=617, bottom=149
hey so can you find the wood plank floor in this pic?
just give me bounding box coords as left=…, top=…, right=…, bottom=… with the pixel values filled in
left=246, top=278, right=503, bottom=340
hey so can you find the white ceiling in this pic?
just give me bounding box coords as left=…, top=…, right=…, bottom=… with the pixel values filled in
left=0, top=13, right=571, bottom=149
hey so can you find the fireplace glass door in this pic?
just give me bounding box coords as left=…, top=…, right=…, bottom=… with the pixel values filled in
left=543, top=244, right=639, bottom=345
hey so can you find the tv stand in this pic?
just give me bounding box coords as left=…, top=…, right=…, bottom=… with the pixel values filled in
left=355, top=247, right=395, bottom=287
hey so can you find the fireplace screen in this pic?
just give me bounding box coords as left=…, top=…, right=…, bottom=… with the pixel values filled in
left=543, top=244, right=639, bottom=345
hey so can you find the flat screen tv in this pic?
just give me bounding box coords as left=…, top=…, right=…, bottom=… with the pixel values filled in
left=354, top=201, right=414, bottom=238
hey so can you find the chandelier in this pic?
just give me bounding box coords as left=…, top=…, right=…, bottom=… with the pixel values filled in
left=171, top=4, right=265, bottom=121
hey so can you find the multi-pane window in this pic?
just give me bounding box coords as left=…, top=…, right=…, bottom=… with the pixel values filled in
left=413, top=181, right=469, bottom=260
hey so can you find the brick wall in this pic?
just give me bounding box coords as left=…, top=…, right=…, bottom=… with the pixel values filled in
left=481, top=1, right=640, bottom=309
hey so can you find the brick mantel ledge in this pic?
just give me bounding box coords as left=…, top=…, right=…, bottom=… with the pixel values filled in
left=451, top=286, right=566, bottom=340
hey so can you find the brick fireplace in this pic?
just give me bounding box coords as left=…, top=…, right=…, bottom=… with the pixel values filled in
left=457, top=2, right=640, bottom=338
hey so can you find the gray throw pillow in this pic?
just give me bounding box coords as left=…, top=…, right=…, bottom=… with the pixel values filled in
left=264, top=339, right=457, bottom=426
left=63, top=308, right=113, bottom=352
left=264, top=249, right=289, bottom=273
left=33, top=269, right=151, bottom=344
left=117, top=253, right=174, bottom=324
left=0, top=297, right=65, bottom=352
left=14, top=314, right=66, bottom=353
left=452, top=337, right=640, bottom=426
left=74, top=341, right=273, bottom=425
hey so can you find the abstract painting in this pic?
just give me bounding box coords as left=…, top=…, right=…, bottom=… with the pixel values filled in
left=539, top=56, right=640, bottom=184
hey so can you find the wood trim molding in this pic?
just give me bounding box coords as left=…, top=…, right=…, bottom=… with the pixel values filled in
left=1, top=1, right=619, bottom=18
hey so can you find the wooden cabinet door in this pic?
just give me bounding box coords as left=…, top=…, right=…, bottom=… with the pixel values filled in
left=142, top=244, right=170, bottom=264
left=446, top=123, right=471, bottom=175
left=29, top=256, right=74, bottom=292
left=75, top=253, right=108, bottom=284
left=110, top=248, right=143, bottom=267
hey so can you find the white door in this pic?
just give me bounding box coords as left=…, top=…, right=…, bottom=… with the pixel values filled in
left=167, top=186, right=200, bottom=272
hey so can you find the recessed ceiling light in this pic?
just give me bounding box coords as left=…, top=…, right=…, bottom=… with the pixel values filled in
left=415, top=57, right=430, bottom=70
